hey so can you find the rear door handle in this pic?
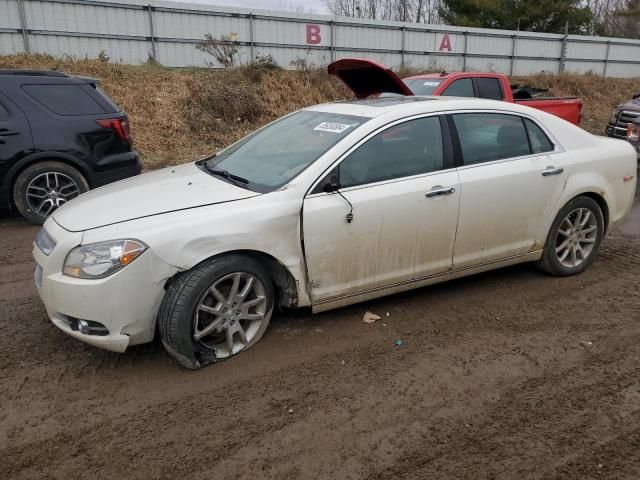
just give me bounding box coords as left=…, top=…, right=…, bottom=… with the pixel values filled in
left=542, top=166, right=564, bottom=176
left=0, top=130, right=20, bottom=137
left=425, top=186, right=456, bottom=198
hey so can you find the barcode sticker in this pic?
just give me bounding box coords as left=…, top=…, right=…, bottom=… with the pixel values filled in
left=313, top=122, right=352, bottom=134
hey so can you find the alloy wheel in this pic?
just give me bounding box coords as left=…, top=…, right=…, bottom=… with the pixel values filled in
left=25, top=171, right=81, bottom=217
left=555, top=207, right=598, bottom=268
left=193, top=272, right=267, bottom=359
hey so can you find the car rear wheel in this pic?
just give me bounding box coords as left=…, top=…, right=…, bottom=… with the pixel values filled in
left=537, top=196, right=604, bottom=276
left=158, top=255, right=274, bottom=369
left=13, top=161, right=89, bottom=224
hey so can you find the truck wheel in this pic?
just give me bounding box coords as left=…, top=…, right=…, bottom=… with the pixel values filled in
left=536, top=196, right=604, bottom=276
left=158, top=255, right=274, bottom=369
left=13, top=161, right=89, bottom=224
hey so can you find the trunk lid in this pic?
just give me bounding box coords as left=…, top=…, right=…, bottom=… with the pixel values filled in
left=328, top=58, right=413, bottom=99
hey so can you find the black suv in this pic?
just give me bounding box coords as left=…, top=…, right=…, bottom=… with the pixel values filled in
left=0, top=70, right=140, bottom=223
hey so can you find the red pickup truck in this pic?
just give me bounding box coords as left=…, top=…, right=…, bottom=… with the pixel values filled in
left=328, top=58, right=583, bottom=126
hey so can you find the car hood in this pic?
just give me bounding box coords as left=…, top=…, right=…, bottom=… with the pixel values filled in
left=617, top=95, right=640, bottom=111
left=328, top=58, right=414, bottom=99
left=52, top=162, right=260, bottom=232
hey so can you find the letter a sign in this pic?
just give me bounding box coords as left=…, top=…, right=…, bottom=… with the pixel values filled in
left=438, top=34, right=452, bottom=52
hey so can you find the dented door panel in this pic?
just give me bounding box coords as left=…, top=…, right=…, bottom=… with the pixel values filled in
left=303, top=171, right=460, bottom=302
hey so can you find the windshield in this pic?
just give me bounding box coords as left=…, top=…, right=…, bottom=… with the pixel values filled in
left=403, top=78, right=443, bottom=96
left=203, top=111, right=369, bottom=192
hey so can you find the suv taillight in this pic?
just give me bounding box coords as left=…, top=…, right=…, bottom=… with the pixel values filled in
left=96, top=117, right=131, bottom=143
left=627, top=123, right=639, bottom=143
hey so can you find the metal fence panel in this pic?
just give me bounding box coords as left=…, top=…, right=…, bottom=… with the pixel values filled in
left=515, top=38, right=563, bottom=59
left=255, top=17, right=319, bottom=46
left=566, top=41, right=608, bottom=60
left=1, top=0, right=639, bottom=78
left=466, top=34, right=512, bottom=57
left=156, top=11, right=248, bottom=41
left=23, top=0, right=149, bottom=36
left=0, top=32, right=25, bottom=52
left=609, top=43, right=640, bottom=62
left=335, top=25, right=402, bottom=51
left=513, top=58, right=561, bottom=75
left=1, top=1, right=21, bottom=28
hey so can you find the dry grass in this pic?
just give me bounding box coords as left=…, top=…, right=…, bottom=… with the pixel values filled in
left=1, top=54, right=638, bottom=171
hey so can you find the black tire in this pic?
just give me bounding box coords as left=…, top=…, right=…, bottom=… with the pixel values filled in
left=536, top=196, right=604, bottom=276
left=12, top=161, right=89, bottom=224
left=158, top=255, right=275, bottom=370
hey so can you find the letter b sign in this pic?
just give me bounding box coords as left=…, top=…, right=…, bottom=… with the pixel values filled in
left=306, top=24, right=321, bottom=44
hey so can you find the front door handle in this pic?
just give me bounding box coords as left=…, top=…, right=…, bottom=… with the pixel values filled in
left=425, top=186, right=456, bottom=198
left=0, top=130, right=20, bottom=137
left=542, top=166, right=564, bottom=176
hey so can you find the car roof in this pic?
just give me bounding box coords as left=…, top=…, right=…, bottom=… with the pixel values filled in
left=403, top=72, right=503, bottom=81
left=0, top=70, right=100, bottom=85
left=305, top=96, right=532, bottom=119
left=0, top=69, right=68, bottom=77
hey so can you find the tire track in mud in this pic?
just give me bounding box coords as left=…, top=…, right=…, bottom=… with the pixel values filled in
left=368, top=331, right=640, bottom=480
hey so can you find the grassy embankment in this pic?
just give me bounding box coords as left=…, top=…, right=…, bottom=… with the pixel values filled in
left=2, top=54, right=638, bottom=170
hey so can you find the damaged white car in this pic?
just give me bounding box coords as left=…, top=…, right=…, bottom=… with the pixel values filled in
left=33, top=77, right=636, bottom=368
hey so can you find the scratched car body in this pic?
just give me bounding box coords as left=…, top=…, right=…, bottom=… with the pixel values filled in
left=33, top=96, right=637, bottom=369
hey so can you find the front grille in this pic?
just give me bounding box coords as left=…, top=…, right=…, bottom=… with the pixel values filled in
left=608, top=110, right=640, bottom=139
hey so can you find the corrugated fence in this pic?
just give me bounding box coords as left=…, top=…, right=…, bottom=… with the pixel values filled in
left=2, top=0, right=640, bottom=77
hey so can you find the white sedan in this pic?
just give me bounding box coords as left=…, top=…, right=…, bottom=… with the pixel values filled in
left=33, top=96, right=637, bottom=368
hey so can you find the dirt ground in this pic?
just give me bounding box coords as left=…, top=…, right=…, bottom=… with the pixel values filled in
left=1, top=185, right=639, bottom=480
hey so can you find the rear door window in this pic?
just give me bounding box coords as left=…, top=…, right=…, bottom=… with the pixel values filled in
left=452, top=113, right=531, bottom=165
left=442, top=79, right=474, bottom=97
left=476, top=78, right=503, bottom=100
left=92, top=85, right=120, bottom=113
left=22, top=84, right=106, bottom=116
left=524, top=118, right=554, bottom=153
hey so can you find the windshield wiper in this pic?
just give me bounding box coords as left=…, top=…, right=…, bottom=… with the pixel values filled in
left=204, top=165, right=250, bottom=185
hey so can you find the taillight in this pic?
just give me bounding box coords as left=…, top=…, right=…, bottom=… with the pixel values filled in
left=96, top=117, right=131, bottom=143
left=627, top=124, right=639, bottom=142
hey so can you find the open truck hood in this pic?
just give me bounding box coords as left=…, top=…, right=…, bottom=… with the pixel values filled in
left=328, top=58, right=413, bottom=99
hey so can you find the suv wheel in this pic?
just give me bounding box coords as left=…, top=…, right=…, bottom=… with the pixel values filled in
left=13, top=161, right=89, bottom=224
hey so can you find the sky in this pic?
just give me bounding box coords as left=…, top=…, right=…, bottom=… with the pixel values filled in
left=170, top=0, right=331, bottom=14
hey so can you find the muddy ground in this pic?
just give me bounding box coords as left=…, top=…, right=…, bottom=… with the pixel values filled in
left=1, top=186, right=639, bottom=480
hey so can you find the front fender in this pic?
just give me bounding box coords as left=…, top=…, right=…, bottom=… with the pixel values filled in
left=82, top=190, right=312, bottom=307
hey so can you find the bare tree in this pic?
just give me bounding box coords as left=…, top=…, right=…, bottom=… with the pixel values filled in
left=323, top=0, right=442, bottom=23
left=196, top=34, right=240, bottom=68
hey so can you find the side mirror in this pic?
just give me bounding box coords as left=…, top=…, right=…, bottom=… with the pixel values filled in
left=633, top=92, right=640, bottom=100
left=323, top=174, right=341, bottom=193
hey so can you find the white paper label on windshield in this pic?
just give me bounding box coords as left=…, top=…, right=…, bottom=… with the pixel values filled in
left=313, top=122, right=352, bottom=134
left=423, top=81, right=440, bottom=86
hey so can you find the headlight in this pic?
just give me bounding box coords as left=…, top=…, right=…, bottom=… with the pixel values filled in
left=35, top=228, right=57, bottom=256
left=628, top=124, right=639, bottom=142
left=610, top=110, right=620, bottom=123
left=63, top=239, right=147, bottom=279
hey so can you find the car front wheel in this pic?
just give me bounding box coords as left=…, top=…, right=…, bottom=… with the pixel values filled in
left=537, top=196, right=604, bottom=276
left=158, top=255, right=274, bottom=369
